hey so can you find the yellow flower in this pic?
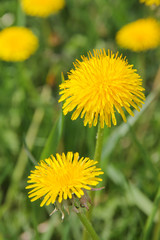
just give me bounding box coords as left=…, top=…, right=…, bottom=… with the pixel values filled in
left=0, top=27, right=38, bottom=62
left=59, top=49, right=145, bottom=128
left=140, top=0, right=160, bottom=6
left=116, top=18, right=160, bottom=52
left=21, top=0, right=65, bottom=17
left=26, top=152, right=103, bottom=207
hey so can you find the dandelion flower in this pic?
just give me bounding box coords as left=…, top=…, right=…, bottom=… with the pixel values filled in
left=26, top=152, right=103, bottom=207
left=0, top=27, right=38, bottom=62
left=59, top=49, right=145, bottom=128
left=140, top=0, right=160, bottom=6
left=21, top=0, right=65, bottom=18
left=116, top=18, right=160, bottom=52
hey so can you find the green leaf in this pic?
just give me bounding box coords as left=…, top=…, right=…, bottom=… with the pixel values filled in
left=23, top=137, right=37, bottom=166
left=102, top=91, right=157, bottom=161
left=107, top=164, right=158, bottom=222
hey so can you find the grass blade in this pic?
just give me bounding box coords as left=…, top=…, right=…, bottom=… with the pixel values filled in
left=40, top=111, right=63, bottom=160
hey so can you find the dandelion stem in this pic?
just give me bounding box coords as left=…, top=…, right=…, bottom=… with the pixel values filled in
left=90, top=123, right=104, bottom=210
left=143, top=186, right=160, bottom=240
left=94, top=123, right=105, bottom=167
left=89, top=123, right=104, bottom=205
left=77, top=212, right=100, bottom=240
left=17, top=0, right=26, bottom=26
left=83, top=123, right=104, bottom=240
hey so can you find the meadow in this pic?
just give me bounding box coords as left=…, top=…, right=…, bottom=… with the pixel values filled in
left=0, top=0, right=160, bottom=240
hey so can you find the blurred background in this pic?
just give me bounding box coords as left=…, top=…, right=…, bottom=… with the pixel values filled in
left=0, top=0, right=160, bottom=239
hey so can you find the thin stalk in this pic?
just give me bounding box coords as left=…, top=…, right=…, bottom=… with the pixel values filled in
left=17, top=0, right=26, bottom=26
left=89, top=123, right=104, bottom=209
left=77, top=212, right=100, bottom=240
left=16, top=1, right=38, bottom=99
left=83, top=123, right=104, bottom=240
left=143, top=187, right=160, bottom=240
left=94, top=123, right=105, bottom=167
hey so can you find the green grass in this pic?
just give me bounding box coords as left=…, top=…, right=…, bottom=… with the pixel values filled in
left=0, top=0, right=160, bottom=239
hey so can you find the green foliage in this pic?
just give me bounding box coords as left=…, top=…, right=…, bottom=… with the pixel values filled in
left=0, top=0, right=160, bottom=240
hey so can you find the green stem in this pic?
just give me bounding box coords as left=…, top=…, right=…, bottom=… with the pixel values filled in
left=143, top=187, right=160, bottom=240
left=94, top=123, right=105, bottom=167
left=90, top=123, right=104, bottom=206
left=77, top=212, right=100, bottom=240
left=16, top=1, right=39, bottom=99
left=17, top=0, right=26, bottom=26
left=83, top=123, right=104, bottom=240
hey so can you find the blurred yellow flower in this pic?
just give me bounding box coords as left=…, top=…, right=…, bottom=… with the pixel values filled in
left=116, top=18, right=160, bottom=52
left=0, top=27, right=38, bottom=62
left=140, top=0, right=160, bottom=6
left=59, top=49, right=145, bottom=128
left=26, top=152, right=103, bottom=207
left=21, top=0, right=65, bottom=17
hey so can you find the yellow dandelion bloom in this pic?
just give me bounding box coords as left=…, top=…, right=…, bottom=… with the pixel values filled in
left=21, top=0, right=65, bottom=18
left=26, top=152, right=103, bottom=207
left=59, top=49, right=145, bottom=128
left=116, top=18, right=160, bottom=52
left=0, top=27, right=38, bottom=62
left=140, top=0, right=160, bottom=6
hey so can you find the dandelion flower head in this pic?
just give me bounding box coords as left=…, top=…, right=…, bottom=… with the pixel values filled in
left=0, top=27, right=38, bottom=62
left=21, top=0, right=65, bottom=17
left=26, top=152, right=103, bottom=207
left=140, top=0, right=160, bottom=6
left=59, top=49, right=145, bottom=128
left=116, top=18, right=160, bottom=52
